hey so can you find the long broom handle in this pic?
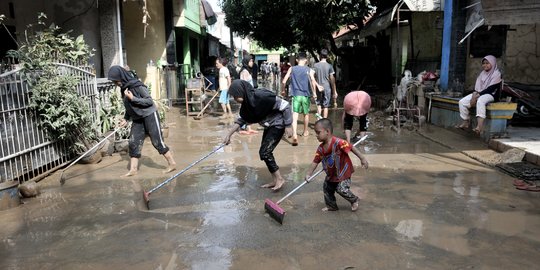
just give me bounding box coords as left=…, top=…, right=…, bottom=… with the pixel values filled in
left=148, top=144, right=225, bottom=194
left=62, top=129, right=120, bottom=172
left=195, top=90, right=220, bottom=118
left=276, top=135, right=368, bottom=205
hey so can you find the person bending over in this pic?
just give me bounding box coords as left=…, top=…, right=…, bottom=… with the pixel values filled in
left=223, top=80, right=293, bottom=191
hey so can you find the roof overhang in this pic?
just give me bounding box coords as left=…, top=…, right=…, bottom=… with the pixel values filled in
left=201, top=0, right=217, bottom=25
left=357, top=2, right=402, bottom=40
left=481, top=0, right=540, bottom=25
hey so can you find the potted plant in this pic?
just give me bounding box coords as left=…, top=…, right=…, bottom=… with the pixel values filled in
left=155, top=98, right=170, bottom=138
left=98, top=89, right=131, bottom=154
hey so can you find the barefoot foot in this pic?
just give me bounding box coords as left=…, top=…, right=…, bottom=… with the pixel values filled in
left=261, top=183, right=276, bottom=188
left=162, top=166, right=176, bottom=174
left=271, top=181, right=285, bottom=192
left=123, top=170, right=138, bottom=177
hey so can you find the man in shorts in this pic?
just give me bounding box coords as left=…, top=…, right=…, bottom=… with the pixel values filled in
left=313, top=49, right=338, bottom=119
left=281, top=52, right=318, bottom=146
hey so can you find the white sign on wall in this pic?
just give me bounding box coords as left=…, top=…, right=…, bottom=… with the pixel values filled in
left=403, top=0, right=444, bottom=11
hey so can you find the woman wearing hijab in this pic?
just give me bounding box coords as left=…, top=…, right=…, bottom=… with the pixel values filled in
left=238, top=56, right=258, bottom=135
left=223, top=80, right=293, bottom=191
left=108, top=65, right=176, bottom=177
left=239, top=57, right=254, bottom=87
left=343, top=91, right=371, bottom=143
left=457, top=55, right=502, bottom=134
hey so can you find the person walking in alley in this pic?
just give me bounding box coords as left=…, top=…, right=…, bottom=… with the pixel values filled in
left=216, top=57, right=234, bottom=118
left=280, top=61, right=291, bottom=97
left=107, top=65, right=176, bottom=177
left=251, top=54, right=259, bottom=88
left=305, top=118, right=369, bottom=212
left=223, top=80, right=293, bottom=192
left=281, top=52, right=318, bottom=146
left=238, top=56, right=258, bottom=135
left=456, top=55, right=502, bottom=134
left=313, top=49, right=338, bottom=119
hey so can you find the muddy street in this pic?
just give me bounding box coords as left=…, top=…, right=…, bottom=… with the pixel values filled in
left=1, top=107, right=540, bottom=270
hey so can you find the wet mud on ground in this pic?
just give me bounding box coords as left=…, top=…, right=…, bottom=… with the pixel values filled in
left=1, top=107, right=540, bottom=270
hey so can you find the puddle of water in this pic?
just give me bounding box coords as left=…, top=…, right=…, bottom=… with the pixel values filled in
left=423, top=223, right=471, bottom=256
left=187, top=245, right=232, bottom=270
left=395, top=219, right=423, bottom=241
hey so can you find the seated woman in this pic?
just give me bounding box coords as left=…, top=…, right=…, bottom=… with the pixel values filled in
left=456, top=55, right=502, bottom=134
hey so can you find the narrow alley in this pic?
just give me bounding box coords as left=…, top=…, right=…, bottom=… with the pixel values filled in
left=1, top=106, right=539, bottom=270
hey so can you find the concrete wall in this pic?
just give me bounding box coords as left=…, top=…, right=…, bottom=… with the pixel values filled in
left=0, top=0, right=103, bottom=75
left=390, top=24, right=411, bottom=82
left=465, top=24, right=540, bottom=89
left=122, top=0, right=167, bottom=84
left=99, top=0, right=123, bottom=75
left=411, top=12, right=443, bottom=61
left=503, top=24, right=540, bottom=84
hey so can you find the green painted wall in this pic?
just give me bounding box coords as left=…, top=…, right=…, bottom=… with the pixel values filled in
left=177, top=0, right=201, bottom=34
left=250, top=42, right=285, bottom=55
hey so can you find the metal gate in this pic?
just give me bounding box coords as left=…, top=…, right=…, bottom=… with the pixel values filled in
left=0, top=63, right=100, bottom=184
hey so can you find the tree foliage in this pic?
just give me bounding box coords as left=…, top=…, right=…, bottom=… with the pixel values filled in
left=222, top=0, right=377, bottom=52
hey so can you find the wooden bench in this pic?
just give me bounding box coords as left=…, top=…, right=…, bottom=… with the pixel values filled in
left=429, top=95, right=517, bottom=140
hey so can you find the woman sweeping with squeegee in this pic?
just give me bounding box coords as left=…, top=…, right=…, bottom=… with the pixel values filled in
left=222, top=80, right=293, bottom=191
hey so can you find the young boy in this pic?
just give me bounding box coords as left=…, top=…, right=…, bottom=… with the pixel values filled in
left=313, top=49, right=338, bottom=119
left=281, top=52, right=318, bottom=146
left=216, top=57, right=233, bottom=118
left=305, top=118, right=369, bottom=211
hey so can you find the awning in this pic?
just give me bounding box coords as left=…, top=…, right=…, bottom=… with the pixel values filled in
left=481, top=0, right=540, bottom=25
left=459, top=1, right=484, bottom=44
left=459, top=0, right=540, bottom=44
left=355, top=2, right=401, bottom=39
left=403, top=0, right=443, bottom=11
left=201, top=0, right=217, bottom=25
left=334, top=0, right=444, bottom=44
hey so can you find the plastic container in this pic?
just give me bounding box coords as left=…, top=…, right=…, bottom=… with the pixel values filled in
left=0, top=181, right=20, bottom=211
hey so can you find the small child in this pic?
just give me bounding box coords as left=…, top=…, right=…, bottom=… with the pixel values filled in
left=305, top=118, right=369, bottom=212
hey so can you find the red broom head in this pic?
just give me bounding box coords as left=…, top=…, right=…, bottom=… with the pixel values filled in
left=264, top=199, right=285, bottom=224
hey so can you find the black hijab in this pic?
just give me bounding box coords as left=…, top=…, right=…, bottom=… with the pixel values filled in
left=107, top=65, right=145, bottom=91
left=239, top=57, right=252, bottom=75
left=229, top=80, right=276, bottom=123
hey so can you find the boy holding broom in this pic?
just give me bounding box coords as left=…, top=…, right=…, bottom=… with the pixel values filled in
left=305, top=118, right=369, bottom=211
